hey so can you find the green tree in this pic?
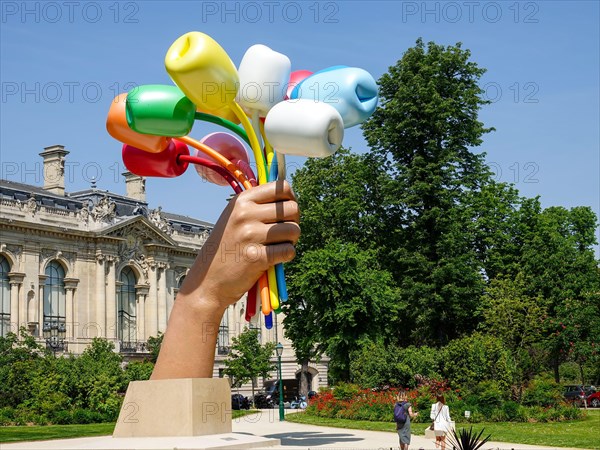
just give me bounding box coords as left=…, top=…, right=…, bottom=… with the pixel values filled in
left=440, top=333, right=517, bottom=391
left=223, top=328, right=276, bottom=404
left=467, top=182, right=534, bottom=280
left=350, top=340, right=440, bottom=388
left=362, top=39, right=495, bottom=345
left=479, top=274, right=547, bottom=386
left=286, top=241, right=400, bottom=382
left=289, top=148, right=395, bottom=253
left=284, top=149, right=399, bottom=383
left=72, top=338, right=125, bottom=418
left=519, top=206, right=600, bottom=382
left=0, top=328, right=47, bottom=408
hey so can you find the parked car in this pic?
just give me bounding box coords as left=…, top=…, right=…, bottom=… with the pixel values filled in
left=564, top=385, right=595, bottom=405
left=231, top=393, right=250, bottom=410
left=587, top=391, right=600, bottom=408
left=252, top=391, right=275, bottom=409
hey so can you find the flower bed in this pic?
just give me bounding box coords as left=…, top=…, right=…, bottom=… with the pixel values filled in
left=307, top=383, right=583, bottom=423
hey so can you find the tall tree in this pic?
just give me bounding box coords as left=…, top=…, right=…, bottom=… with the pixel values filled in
left=284, top=150, right=399, bottom=383
left=362, top=39, right=495, bottom=345
left=285, top=240, right=400, bottom=382
left=223, top=328, right=276, bottom=403
left=519, top=206, right=600, bottom=382
left=478, top=274, right=547, bottom=388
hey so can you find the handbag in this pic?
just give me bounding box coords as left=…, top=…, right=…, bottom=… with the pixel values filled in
left=424, top=426, right=436, bottom=439
left=429, top=403, right=442, bottom=431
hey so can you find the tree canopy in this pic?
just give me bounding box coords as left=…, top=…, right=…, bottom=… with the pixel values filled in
left=284, top=38, right=600, bottom=388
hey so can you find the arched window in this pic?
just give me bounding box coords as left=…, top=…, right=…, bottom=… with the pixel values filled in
left=0, top=256, right=11, bottom=336
left=44, top=261, right=66, bottom=332
left=118, top=267, right=137, bottom=345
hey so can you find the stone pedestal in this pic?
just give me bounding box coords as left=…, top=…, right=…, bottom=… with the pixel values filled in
left=113, top=378, right=232, bottom=438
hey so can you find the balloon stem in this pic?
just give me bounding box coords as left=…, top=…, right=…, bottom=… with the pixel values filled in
left=230, top=102, right=268, bottom=185
left=194, top=112, right=250, bottom=145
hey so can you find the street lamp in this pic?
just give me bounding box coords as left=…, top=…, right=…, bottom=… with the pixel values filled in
left=275, top=342, right=284, bottom=421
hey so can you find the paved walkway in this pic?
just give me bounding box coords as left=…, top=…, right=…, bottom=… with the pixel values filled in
left=232, top=409, right=592, bottom=450
left=1, top=410, right=592, bottom=450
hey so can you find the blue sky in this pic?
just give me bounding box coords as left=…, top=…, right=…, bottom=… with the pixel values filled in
left=1, top=1, right=598, bottom=249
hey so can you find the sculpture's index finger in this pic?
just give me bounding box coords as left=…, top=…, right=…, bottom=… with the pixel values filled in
left=244, top=180, right=296, bottom=205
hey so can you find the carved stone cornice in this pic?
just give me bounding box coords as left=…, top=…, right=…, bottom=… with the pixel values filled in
left=0, top=220, right=98, bottom=244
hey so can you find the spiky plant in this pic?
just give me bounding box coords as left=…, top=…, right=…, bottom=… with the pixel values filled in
left=446, top=427, right=492, bottom=450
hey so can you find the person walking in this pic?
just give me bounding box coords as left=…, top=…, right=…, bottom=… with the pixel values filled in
left=395, top=391, right=418, bottom=450
left=430, top=394, right=453, bottom=449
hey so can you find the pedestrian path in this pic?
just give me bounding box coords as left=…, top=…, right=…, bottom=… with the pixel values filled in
left=0, top=410, right=592, bottom=450
left=232, top=409, right=592, bottom=450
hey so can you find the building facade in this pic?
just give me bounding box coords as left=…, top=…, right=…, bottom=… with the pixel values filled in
left=0, top=145, right=328, bottom=394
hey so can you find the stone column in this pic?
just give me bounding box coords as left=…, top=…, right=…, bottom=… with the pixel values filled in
left=115, top=280, right=123, bottom=341
left=147, top=263, right=158, bottom=338
left=227, top=305, right=234, bottom=347
left=63, top=278, right=79, bottom=339
left=7, top=273, right=24, bottom=332
left=105, top=256, right=118, bottom=340
left=95, top=254, right=106, bottom=338
left=165, top=265, right=175, bottom=321
left=136, top=285, right=149, bottom=342
left=18, top=277, right=27, bottom=329
left=157, top=262, right=168, bottom=333
left=38, top=275, right=47, bottom=337
left=9, top=281, right=19, bottom=332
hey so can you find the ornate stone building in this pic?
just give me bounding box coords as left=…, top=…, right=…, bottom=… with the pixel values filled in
left=0, top=145, right=328, bottom=393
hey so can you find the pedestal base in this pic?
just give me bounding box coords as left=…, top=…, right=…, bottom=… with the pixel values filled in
left=113, top=378, right=232, bottom=438
left=0, top=433, right=280, bottom=450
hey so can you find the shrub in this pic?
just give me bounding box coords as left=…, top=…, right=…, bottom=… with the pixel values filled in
left=0, top=407, right=15, bottom=425
left=332, top=382, right=361, bottom=401
left=13, top=407, right=48, bottom=426
left=489, top=408, right=507, bottom=422
left=124, top=361, right=154, bottom=384
left=471, top=380, right=508, bottom=408
left=440, top=334, right=517, bottom=391
left=521, top=375, right=564, bottom=407
left=501, top=401, right=520, bottom=421
left=50, top=410, right=74, bottom=425
left=70, top=408, right=110, bottom=424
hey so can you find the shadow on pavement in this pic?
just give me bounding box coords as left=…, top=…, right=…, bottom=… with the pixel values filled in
left=264, top=431, right=363, bottom=446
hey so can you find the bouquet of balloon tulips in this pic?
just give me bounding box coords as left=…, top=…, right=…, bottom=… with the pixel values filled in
left=106, top=31, right=378, bottom=329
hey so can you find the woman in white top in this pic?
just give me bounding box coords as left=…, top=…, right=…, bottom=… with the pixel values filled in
left=430, top=394, right=453, bottom=450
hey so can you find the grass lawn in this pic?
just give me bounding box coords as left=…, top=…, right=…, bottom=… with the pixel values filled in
left=286, top=409, right=600, bottom=449
left=0, top=410, right=259, bottom=443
